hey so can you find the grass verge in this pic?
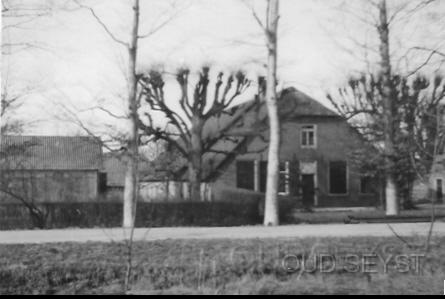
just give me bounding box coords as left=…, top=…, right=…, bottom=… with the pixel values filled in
left=0, top=236, right=444, bottom=294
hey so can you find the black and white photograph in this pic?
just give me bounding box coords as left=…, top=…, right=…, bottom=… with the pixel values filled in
left=1, top=0, right=445, bottom=295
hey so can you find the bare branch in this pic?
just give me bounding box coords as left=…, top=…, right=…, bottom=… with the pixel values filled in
left=73, top=0, right=129, bottom=47
left=403, top=46, right=445, bottom=77
left=137, top=3, right=185, bottom=39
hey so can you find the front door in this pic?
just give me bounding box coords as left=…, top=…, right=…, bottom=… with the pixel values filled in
left=301, top=174, right=315, bottom=207
left=437, top=179, right=443, bottom=203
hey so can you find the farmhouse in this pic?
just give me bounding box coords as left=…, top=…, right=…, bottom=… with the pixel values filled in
left=131, top=87, right=379, bottom=207
left=194, top=87, right=380, bottom=207
left=0, top=135, right=105, bottom=203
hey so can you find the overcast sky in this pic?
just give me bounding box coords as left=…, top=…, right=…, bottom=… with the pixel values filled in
left=2, top=0, right=445, bottom=136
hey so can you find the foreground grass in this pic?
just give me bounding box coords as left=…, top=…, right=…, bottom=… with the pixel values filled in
left=0, top=236, right=444, bottom=294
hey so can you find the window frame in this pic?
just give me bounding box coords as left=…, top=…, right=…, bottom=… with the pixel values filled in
left=301, top=124, right=317, bottom=149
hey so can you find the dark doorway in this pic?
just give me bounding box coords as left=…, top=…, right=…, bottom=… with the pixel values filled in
left=301, top=174, right=315, bottom=207
left=436, top=179, right=443, bottom=203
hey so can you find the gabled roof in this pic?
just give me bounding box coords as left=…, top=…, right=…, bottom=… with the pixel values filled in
left=0, top=135, right=102, bottom=170
left=278, top=87, right=340, bottom=118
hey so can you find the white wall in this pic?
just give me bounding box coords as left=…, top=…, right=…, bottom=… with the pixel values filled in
left=139, top=181, right=212, bottom=202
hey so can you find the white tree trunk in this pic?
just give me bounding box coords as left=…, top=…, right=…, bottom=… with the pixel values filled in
left=378, top=0, right=399, bottom=216
left=385, top=177, right=398, bottom=215
left=263, top=0, right=280, bottom=226
left=123, top=0, right=140, bottom=228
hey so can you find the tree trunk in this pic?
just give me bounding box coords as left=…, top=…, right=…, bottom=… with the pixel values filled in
left=263, top=0, right=280, bottom=226
left=123, top=0, right=140, bottom=228
left=378, top=0, right=399, bottom=216
left=189, top=117, right=203, bottom=201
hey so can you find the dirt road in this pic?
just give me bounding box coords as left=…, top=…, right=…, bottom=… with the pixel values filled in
left=0, top=222, right=444, bottom=244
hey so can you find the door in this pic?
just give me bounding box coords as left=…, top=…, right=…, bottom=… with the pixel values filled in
left=301, top=174, right=315, bottom=207
left=437, top=179, right=443, bottom=203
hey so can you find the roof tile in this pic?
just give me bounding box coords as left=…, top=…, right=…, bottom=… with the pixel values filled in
left=0, top=135, right=102, bottom=170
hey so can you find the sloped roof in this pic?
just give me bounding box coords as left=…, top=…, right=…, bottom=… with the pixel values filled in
left=278, top=87, right=340, bottom=118
left=0, top=135, right=102, bottom=170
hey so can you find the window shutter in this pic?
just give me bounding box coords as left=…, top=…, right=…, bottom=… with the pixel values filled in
left=288, top=160, right=300, bottom=196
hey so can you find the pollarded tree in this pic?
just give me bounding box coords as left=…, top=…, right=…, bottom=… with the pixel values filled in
left=327, top=72, right=445, bottom=209
left=137, top=67, right=251, bottom=201
left=327, top=0, right=444, bottom=215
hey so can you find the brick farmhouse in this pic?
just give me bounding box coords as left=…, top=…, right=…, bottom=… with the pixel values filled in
left=193, top=87, right=380, bottom=207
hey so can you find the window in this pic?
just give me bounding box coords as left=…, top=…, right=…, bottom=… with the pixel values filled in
left=236, top=161, right=255, bottom=190
left=301, top=125, right=316, bottom=148
left=258, top=161, right=290, bottom=195
left=329, top=161, right=347, bottom=194
left=360, top=176, right=373, bottom=194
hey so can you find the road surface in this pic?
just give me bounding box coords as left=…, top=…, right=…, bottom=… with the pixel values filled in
left=0, top=222, right=444, bottom=244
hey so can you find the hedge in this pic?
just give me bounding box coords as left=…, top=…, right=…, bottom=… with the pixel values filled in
left=0, top=196, right=300, bottom=230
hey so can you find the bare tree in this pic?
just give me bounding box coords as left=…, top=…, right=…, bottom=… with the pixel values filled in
left=262, top=0, right=280, bottom=226
left=328, top=72, right=445, bottom=210
left=377, top=0, right=398, bottom=215
left=123, top=0, right=140, bottom=229
left=1, top=84, right=24, bottom=134
left=73, top=0, right=184, bottom=227
left=1, top=0, right=74, bottom=133
left=326, top=0, right=443, bottom=215
left=137, top=67, right=251, bottom=201
left=248, top=0, right=280, bottom=225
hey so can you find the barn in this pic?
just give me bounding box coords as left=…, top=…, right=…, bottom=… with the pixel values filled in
left=0, top=135, right=105, bottom=204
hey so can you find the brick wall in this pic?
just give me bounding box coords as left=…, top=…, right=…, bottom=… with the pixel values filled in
left=211, top=116, right=379, bottom=207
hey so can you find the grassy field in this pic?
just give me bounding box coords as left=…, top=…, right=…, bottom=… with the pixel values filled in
left=1, top=236, right=444, bottom=295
